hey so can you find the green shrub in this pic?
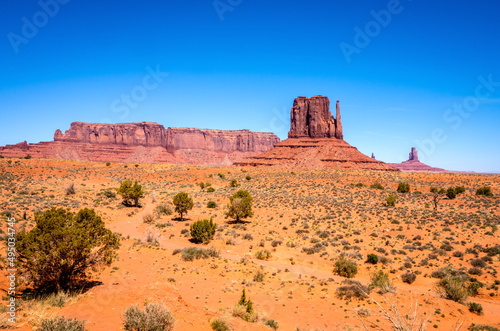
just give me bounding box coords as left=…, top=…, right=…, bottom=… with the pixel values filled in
left=218, top=173, right=225, bottom=179
left=207, top=201, right=217, bottom=208
left=366, top=254, right=378, bottom=264
left=334, top=254, right=358, bottom=278
left=265, top=319, right=279, bottom=330
left=190, top=219, right=216, bottom=244
left=386, top=194, right=397, bottom=207
left=207, top=187, right=216, bottom=192
left=253, top=271, right=265, bottom=282
left=456, top=186, right=466, bottom=194
left=245, top=175, right=252, bottom=181
left=476, top=187, right=493, bottom=197
left=211, top=318, right=232, bottom=331
left=106, top=162, right=111, bottom=166
left=255, top=250, right=271, bottom=260
left=369, top=270, right=395, bottom=294
left=370, top=182, right=384, bottom=190
left=123, top=303, right=174, bottom=331
left=397, top=182, right=410, bottom=193
left=17, top=208, right=120, bottom=292
left=230, top=179, right=240, bottom=187
left=468, top=302, right=483, bottom=315
left=173, top=192, right=194, bottom=220
left=446, top=187, right=457, bottom=199
left=226, top=190, right=254, bottom=222
left=436, top=276, right=469, bottom=303
left=173, top=247, right=219, bottom=261
left=117, top=180, right=145, bottom=207
left=39, top=317, right=87, bottom=331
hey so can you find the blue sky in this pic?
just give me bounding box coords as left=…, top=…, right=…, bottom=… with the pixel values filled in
left=1, top=0, right=499, bottom=172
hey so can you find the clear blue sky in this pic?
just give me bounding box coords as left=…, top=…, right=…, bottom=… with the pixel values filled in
left=1, top=0, right=499, bottom=172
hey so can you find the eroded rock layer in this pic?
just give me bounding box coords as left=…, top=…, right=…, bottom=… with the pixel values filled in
left=0, top=122, right=279, bottom=165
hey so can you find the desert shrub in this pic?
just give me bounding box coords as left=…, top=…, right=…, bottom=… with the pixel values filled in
left=456, top=186, right=466, bottom=194
left=333, top=254, right=358, bottom=278
left=366, top=254, right=378, bottom=264
left=24, top=154, right=32, bottom=159
left=476, top=186, right=493, bottom=196
left=143, top=213, right=155, bottom=224
left=436, top=276, right=469, bottom=303
left=65, top=183, right=76, bottom=195
left=470, top=258, right=486, bottom=268
left=207, top=201, right=217, bottom=208
left=117, top=180, right=144, bottom=207
left=354, top=183, right=365, bottom=187
left=452, top=251, right=464, bottom=258
left=446, top=187, right=457, bottom=199
left=245, top=175, right=252, bottom=181
left=265, top=319, right=279, bottom=330
left=370, top=182, right=384, bottom=190
left=173, top=192, right=194, bottom=220
left=468, top=267, right=483, bottom=276
left=39, top=317, right=87, bottom=331
left=253, top=271, right=265, bottom=282
left=123, top=303, right=174, bottom=331
left=218, top=173, right=225, bottom=179
left=401, top=272, right=417, bottom=284
left=397, top=182, right=410, bottom=193
left=467, top=280, right=484, bottom=296
left=468, top=302, right=483, bottom=315
left=225, top=190, right=254, bottom=222
left=255, top=250, right=271, bottom=260
left=198, top=182, right=211, bottom=191
left=106, top=162, right=111, bottom=166
left=154, top=203, right=172, bottom=216
left=190, top=219, right=216, bottom=244
left=386, top=194, right=397, bottom=207
left=233, top=288, right=257, bottom=322
left=207, top=187, right=216, bottom=192
left=17, top=207, right=120, bottom=293
left=468, top=324, right=500, bottom=331
left=173, top=247, right=219, bottom=261
left=102, top=189, right=116, bottom=198
left=336, top=279, right=370, bottom=300
left=229, top=179, right=240, bottom=187
left=369, top=270, right=395, bottom=294
left=211, top=318, right=232, bottom=331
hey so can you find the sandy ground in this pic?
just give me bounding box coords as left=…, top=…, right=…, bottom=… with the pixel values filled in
left=0, top=158, right=499, bottom=330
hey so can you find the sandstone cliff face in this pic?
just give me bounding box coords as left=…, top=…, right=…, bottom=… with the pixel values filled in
left=54, top=122, right=168, bottom=147
left=1, top=122, right=279, bottom=165
left=237, top=95, right=397, bottom=171
left=166, top=128, right=279, bottom=153
left=288, top=96, right=342, bottom=139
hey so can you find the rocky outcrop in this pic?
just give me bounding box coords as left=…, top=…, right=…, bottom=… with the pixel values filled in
left=288, top=96, right=343, bottom=139
left=388, top=147, right=446, bottom=172
left=408, top=147, right=418, bottom=161
left=54, top=122, right=168, bottom=147
left=0, top=122, right=279, bottom=165
left=237, top=96, right=398, bottom=171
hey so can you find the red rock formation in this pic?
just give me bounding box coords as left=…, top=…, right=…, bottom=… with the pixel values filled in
left=0, top=122, right=279, bottom=165
left=388, top=147, right=446, bottom=172
left=288, top=96, right=340, bottom=139
left=237, top=96, right=398, bottom=171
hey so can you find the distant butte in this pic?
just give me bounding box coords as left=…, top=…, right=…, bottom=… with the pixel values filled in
left=0, top=122, right=279, bottom=165
left=388, top=147, right=447, bottom=172
left=236, top=96, right=398, bottom=171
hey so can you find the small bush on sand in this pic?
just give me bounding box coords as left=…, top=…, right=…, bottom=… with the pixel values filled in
left=334, top=254, right=358, bottom=278
left=39, top=317, right=87, bottom=331
left=123, top=303, right=174, bottom=331
left=190, top=219, right=216, bottom=244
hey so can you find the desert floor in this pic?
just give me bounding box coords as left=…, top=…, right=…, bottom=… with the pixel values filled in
left=0, top=158, right=499, bottom=330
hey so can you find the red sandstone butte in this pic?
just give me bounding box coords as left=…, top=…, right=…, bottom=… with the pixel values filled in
left=388, top=147, right=447, bottom=172
left=0, top=122, right=280, bottom=165
left=236, top=96, right=398, bottom=171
